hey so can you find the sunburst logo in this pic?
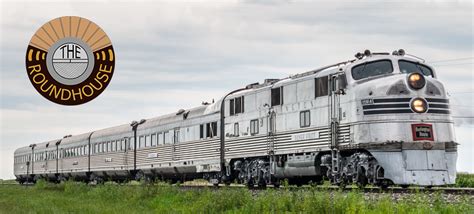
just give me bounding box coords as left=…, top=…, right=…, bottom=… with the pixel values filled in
left=25, top=16, right=115, bottom=105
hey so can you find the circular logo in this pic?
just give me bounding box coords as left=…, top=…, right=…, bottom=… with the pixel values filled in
left=25, top=16, right=115, bottom=105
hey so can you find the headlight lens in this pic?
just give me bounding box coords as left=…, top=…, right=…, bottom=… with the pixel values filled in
left=407, top=73, right=425, bottom=90
left=411, top=98, right=428, bottom=113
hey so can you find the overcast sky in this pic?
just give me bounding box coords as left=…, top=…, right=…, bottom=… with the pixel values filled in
left=0, top=0, right=472, bottom=179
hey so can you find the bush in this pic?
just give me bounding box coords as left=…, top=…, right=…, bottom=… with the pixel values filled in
left=455, top=173, right=474, bottom=188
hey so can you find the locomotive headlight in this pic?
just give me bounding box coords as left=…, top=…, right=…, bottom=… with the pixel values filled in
left=407, top=73, right=425, bottom=90
left=411, top=98, right=428, bottom=113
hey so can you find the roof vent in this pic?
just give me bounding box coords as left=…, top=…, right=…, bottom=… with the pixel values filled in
left=264, top=79, right=279, bottom=84
left=183, top=111, right=190, bottom=119
left=246, top=82, right=259, bottom=89
left=176, top=109, right=185, bottom=115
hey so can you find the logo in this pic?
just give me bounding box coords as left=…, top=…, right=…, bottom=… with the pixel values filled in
left=411, top=123, right=434, bottom=141
left=25, top=16, right=115, bottom=105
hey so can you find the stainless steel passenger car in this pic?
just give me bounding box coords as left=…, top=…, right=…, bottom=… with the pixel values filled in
left=14, top=50, right=457, bottom=187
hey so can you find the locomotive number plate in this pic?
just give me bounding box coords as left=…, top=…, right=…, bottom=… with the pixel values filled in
left=411, top=124, right=434, bottom=141
left=291, top=131, right=320, bottom=141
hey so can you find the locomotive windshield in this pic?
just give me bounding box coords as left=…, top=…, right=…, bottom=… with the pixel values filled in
left=398, top=60, right=433, bottom=77
left=351, top=60, right=393, bottom=80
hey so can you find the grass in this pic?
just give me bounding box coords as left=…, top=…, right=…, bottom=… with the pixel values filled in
left=0, top=180, right=472, bottom=214
left=0, top=179, right=17, bottom=185
left=455, top=173, right=474, bottom=188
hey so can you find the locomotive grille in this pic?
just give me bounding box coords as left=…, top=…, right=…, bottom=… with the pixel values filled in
left=362, top=98, right=450, bottom=115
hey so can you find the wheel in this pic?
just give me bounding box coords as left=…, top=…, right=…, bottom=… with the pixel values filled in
left=91, top=177, right=103, bottom=185
left=134, top=171, right=145, bottom=181
left=356, top=167, right=368, bottom=188
left=246, top=178, right=254, bottom=188
left=257, top=180, right=267, bottom=189
left=338, top=182, right=346, bottom=189
left=379, top=183, right=389, bottom=190
left=273, top=180, right=281, bottom=188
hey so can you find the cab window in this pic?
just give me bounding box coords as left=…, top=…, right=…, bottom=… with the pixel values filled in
left=351, top=60, right=393, bottom=80
left=398, top=60, right=433, bottom=77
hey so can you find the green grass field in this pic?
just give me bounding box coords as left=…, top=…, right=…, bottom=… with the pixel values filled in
left=454, top=173, right=474, bottom=188
left=0, top=180, right=472, bottom=214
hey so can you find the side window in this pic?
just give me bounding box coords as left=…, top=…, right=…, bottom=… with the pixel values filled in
left=112, top=141, right=116, bottom=152
left=300, top=110, right=311, bottom=128
left=271, top=87, right=283, bottom=106
left=200, top=124, right=204, bottom=139
left=164, top=132, right=170, bottom=144
left=174, top=128, right=180, bottom=143
left=234, top=123, right=239, bottom=136
left=230, top=99, right=235, bottom=116
left=212, top=122, right=217, bottom=138
left=151, top=134, right=157, bottom=147
left=139, top=136, right=144, bottom=148
left=158, top=133, right=163, bottom=145
left=205, top=122, right=218, bottom=138
left=250, top=119, right=259, bottom=135
left=235, top=96, right=243, bottom=114
left=145, top=135, right=151, bottom=147
left=315, top=76, right=329, bottom=97
left=229, top=96, right=245, bottom=116
left=338, top=74, right=347, bottom=89
left=206, top=123, right=211, bottom=138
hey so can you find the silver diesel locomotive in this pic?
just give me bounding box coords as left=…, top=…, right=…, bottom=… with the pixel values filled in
left=14, top=50, right=457, bottom=187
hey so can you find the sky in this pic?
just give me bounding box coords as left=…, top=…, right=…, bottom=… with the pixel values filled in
left=0, top=0, right=472, bottom=179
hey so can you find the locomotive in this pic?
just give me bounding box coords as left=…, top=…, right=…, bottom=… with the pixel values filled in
left=14, top=49, right=457, bottom=187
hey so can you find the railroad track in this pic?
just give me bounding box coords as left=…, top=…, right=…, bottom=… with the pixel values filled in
left=3, top=182, right=473, bottom=195
left=178, top=184, right=474, bottom=195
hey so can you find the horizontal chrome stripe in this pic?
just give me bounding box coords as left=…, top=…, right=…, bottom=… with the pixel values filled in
left=427, top=109, right=450, bottom=114
left=373, top=98, right=411, bottom=103
left=429, top=104, right=449, bottom=109
left=362, top=103, right=409, bottom=110
left=426, top=98, right=449, bottom=103
left=364, top=109, right=413, bottom=115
